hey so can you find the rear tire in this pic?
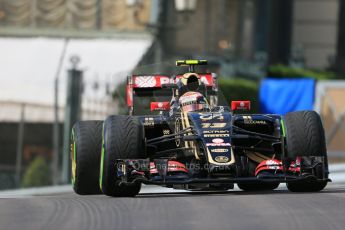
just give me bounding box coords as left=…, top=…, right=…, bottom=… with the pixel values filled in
left=284, top=111, right=328, bottom=192
left=71, top=121, right=103, bottom=195
left=100, top=115, right=145, bottom=197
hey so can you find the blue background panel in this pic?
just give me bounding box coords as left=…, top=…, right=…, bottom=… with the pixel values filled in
left=260, top=78, right=315, bottom=115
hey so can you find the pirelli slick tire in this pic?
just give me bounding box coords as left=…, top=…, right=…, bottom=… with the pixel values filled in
left=237, top=182, right=280, bottom=191
left=100, top=115, right=145, bottom=197
left=284, top=111, right=328, bottom=192
left=71, top=120, right=103, bottom=195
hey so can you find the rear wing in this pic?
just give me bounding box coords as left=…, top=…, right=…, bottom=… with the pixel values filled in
left=127, top=73, right=218, bottom=115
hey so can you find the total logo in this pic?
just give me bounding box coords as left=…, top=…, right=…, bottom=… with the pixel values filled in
left=206, top=138, right=231, bottom=146
left=158, top=102, right=163, bottom=108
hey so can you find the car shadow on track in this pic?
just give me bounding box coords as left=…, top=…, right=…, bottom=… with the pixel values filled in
left=136, top=188, right=345, bottom=198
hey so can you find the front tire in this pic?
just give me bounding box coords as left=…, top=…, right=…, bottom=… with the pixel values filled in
left=284, top=111, right=328, bottom=192
left=100, top=115, right=145, bottom=197
left=71, top=121, right=103, bottom=195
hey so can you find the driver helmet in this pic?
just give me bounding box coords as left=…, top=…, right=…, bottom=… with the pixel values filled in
left=179, top=91, right=209, bottom=112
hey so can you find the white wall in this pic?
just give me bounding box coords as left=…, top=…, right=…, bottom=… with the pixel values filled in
left=0, top=37, right=151, bottom=106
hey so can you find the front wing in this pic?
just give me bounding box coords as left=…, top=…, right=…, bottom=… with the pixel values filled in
left=115, top=156, right=330, bottom=186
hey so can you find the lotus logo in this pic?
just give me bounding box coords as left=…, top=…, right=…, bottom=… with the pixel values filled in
left=214, top=156, right=229, bottom=163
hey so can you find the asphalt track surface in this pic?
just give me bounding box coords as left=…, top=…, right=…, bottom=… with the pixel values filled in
left=1, top=184, right=345, bottom=230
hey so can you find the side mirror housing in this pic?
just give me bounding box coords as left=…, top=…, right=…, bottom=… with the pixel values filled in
left=150, top=102, right=171, bottom=111
left=231, top=101, right=251, bottom=111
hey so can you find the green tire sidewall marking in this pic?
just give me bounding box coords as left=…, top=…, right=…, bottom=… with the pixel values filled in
left=71, top=129, right=76, bottom=185
left=99, top=123, right=105, bottom=191
left=280, top=117, right=286, bottom=137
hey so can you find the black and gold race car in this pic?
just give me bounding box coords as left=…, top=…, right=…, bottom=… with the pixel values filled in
left=71, top=60, right=330, bottom=197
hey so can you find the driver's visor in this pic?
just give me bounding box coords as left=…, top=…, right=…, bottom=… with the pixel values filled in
left=182, top=104, right=207, bottom=112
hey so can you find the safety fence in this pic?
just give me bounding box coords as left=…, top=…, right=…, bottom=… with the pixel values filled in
left=0, top=98, right=118, bottom=190
left=315, top=81, right=345, bottom=156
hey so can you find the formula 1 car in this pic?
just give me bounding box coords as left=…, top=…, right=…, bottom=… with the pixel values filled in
left=71, top=60, right=330, bottom=197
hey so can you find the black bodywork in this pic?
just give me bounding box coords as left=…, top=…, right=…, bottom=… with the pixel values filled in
left=118, top=65, right=329, bottom=189
left=116, top=111, right=328, bottom=187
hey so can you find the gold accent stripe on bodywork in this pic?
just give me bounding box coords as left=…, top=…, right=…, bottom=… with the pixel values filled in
left=253, top=152, right=272, bottom=160
left=180, top=112, right=188, bottom=148
left=181, top=112, right=200, bottom=160
left=245, top=152, right=271, bottom=163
